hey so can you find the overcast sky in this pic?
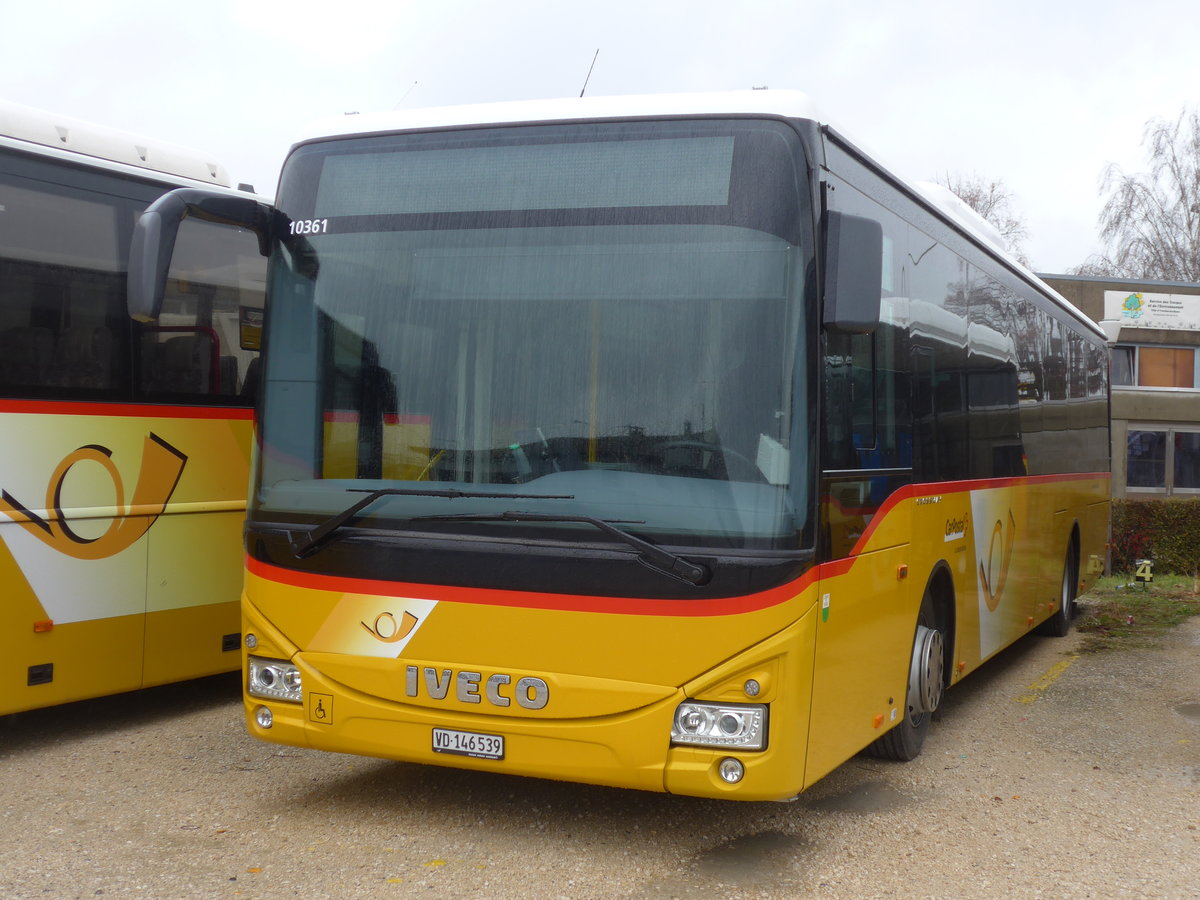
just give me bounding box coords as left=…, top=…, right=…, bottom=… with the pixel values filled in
left=4, top=0, right=1197, bottom=273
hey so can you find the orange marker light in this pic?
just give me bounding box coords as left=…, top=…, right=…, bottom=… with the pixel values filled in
left=873, top=713, right=885, bottom=729
left=33, top=619, right=54, bottom=633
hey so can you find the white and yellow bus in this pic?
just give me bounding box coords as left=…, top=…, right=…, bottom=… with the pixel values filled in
left=129, top=92, right=1109, bottom=800
left=0, top=101, right=265, bottom=716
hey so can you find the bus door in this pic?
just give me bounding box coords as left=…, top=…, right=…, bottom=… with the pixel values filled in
left=808, top=320, right=914, bottom=784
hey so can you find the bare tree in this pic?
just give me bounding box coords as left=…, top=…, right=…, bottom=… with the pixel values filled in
left=1080, top=107, right=1200, bottom=281
left=936, top=172, right=1031, bottom=266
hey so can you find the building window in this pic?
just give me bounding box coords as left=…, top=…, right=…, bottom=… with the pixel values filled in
left=1139, top=347, right=1195, bottom=387
left=1127, top=427, right=1200, bottom=493
left=1175, top=431, right=1200, bottom=490
left=1111, top=346, right=1134, bottom=386
left=1113, top=344, right=1198, bottom=389
left=1127, top=430, right=1166, bottom=488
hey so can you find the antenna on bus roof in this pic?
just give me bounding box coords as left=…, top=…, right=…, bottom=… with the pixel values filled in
left=579, top=49, right=600, bottom=98
left=395, top=81, right=419, bottom=108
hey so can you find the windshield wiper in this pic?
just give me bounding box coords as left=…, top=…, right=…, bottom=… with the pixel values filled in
left=412, top=510, right=709, bottom=587
left=290, top=487, right=574, bottom=559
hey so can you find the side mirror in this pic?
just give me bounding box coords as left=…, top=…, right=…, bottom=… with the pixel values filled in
left=822, top=210, right=883, bottom=334
left=128, top=189, right=274, bottom=322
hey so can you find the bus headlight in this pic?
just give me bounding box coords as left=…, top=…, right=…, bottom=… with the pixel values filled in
left=671, top=701, right=767, bottom=750
left=247, top=656, right=303, bottom=703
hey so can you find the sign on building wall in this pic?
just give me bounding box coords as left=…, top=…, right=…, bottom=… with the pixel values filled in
left=1105, top=290, right=1200, bottom=330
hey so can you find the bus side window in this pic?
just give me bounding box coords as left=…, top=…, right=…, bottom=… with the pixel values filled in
left=823, top=330, right=874, bottom=469
left=0, top=173, right=128, bottom=399
left=1085, top=340, right=1110, bottom=473
left=136, top=217, right=264, bottom=404
left=820, top=175, right=908, bottom=475
left=911, top=346, right=937, bottom=480
left=872, top=319, right=909, bottom=470
left=966, top=274, right=1024, bottom=478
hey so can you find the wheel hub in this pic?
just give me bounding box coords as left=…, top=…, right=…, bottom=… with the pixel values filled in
left=908, top=624, right=945, bottom=715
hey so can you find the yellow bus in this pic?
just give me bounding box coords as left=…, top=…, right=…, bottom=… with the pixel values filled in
left=129, top=92, right=1109, bottom=800
left=0, top=101, right=265, bottom=716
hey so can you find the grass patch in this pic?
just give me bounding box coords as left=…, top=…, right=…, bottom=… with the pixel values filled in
left=1074, top=574, right=1200, bottom=652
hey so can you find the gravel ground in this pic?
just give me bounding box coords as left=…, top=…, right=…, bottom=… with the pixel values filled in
left=2, top=614, right=1198, bottom=900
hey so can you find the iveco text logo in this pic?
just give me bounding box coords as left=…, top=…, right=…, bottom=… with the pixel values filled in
left=405, top=666, right=549, bottom=710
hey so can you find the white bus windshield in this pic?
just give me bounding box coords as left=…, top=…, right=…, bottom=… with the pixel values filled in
left=255, top=119, right=814, bottom=552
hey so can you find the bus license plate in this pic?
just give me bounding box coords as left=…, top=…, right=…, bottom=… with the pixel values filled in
left=432, top=727, right=505, bottom=760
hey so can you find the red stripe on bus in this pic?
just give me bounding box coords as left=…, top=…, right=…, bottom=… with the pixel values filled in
left=323, top=411, right=431, bottom=425
left=0, top=399, right=254, bottom=420
left=245, top=471, right=1109, bottom=616
left=245, top=555, right=819, bottom=618
left=843, top=471, right=1111, bottom=558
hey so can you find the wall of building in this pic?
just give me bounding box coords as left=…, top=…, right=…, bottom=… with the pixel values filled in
left=1041, top=274, right=1200, bottom=499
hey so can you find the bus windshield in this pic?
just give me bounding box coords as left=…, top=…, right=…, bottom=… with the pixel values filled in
left=255, top=118, right=814, bottom=552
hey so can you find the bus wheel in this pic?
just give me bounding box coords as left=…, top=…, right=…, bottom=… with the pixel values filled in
left=868, top=592, right=945, bottom=761
left=1038, top=546, right=1077, bottom=637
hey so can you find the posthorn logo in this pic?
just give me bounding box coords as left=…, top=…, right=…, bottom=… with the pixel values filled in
left=0, top=434, right=186, bottom=559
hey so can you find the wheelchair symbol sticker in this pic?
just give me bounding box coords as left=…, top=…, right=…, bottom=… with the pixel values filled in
left=309, top=693, right=334, bottom=725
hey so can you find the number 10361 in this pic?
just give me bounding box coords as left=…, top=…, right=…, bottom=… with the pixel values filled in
left=289, top=218, right=328, bottom=235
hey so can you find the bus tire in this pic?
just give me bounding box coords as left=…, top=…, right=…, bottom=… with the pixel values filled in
left=1038, top=544, right=1077, bottom=638
left=867, top=589, right=946, bottom=761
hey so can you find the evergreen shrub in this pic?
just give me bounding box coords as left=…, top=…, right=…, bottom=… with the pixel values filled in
left=1110, top=498, right=1200, bottom=575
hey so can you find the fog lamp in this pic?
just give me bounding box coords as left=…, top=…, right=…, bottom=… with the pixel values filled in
left=254, top=705, right=273, bottom=729
left=718, top=757, right=745, bottom=784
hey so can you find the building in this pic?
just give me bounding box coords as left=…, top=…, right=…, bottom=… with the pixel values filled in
left=1041, top=274, right=1200, bottom=498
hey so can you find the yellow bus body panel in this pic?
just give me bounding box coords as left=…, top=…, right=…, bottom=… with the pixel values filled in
left=0, top=405, right=252, bottom=716
left=243, top=577, right=821, bottom=801
left=242, top=472, right=1109, bottom=799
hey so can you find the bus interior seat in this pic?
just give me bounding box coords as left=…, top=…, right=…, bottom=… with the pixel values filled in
left=143, top=334, right=213, bottom=395
left=0, top=326, right=55, bottom=387
left=219, top=355, right=239, bottom=394
left=51, top=326, right=114, bottom=389
left=240, top=356, right=261, bottom=401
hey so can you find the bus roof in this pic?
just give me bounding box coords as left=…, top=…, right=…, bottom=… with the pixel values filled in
left=0, top=99, right=231, bottom=187
left=294, top=90, right=828, bottom=144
